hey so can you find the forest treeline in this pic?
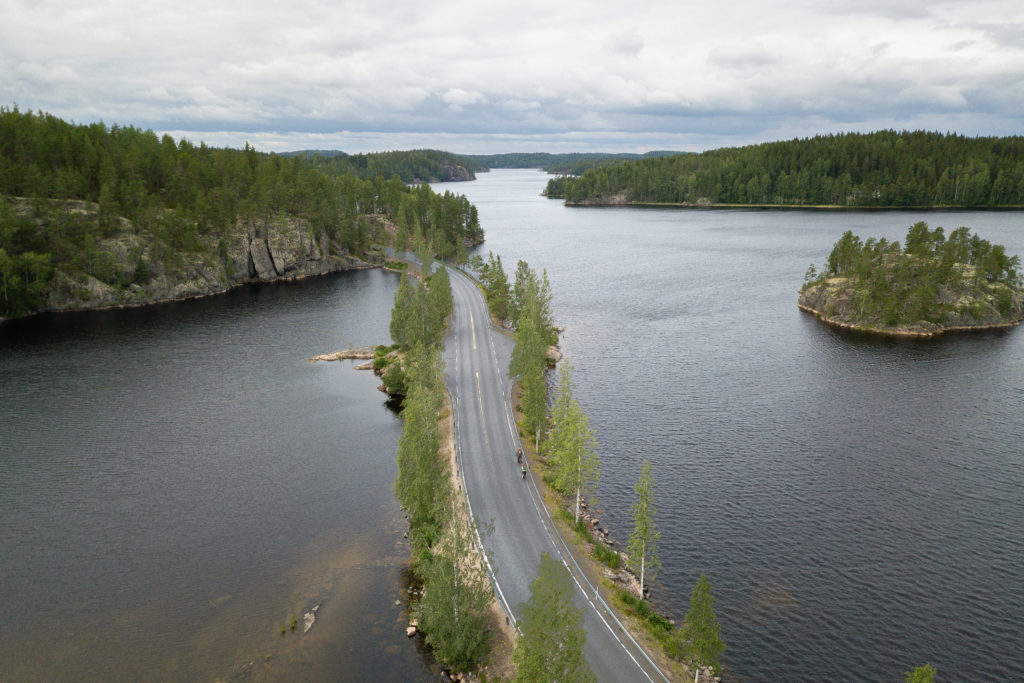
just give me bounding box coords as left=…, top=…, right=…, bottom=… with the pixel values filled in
left=545, top=131, right=1024, bottom=207
left=0, top=107, right=483, bottom=317
left=286, top=148, right=484, bottom=183
left=460, top=151, right=679, bottom=174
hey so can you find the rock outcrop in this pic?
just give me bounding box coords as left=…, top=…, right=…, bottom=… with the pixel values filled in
left=33, top=203, right=387, bottom=314
left=799, top=272, right=1024, bottom=337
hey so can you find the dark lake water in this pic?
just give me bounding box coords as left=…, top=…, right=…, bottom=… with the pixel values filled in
left=442, top=169, right=1024, bottom=682
left=0, top=270, right=437, bottom=681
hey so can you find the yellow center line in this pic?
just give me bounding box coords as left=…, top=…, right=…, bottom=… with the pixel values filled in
left=475, top=371, right=489, bottom=447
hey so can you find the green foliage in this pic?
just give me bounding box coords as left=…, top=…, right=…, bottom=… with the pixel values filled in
left=627, top=460, right=661, bottom=597
left=904, top=663, right=937, bottom=683
left=808, top=222, right=1022, bottom=328
left=511, top=313, right=547, bottom=437
left=512, top=552, right=595, bottom=683
left=393, top=345, right=449, bottom=557
left=551, top=131, right=1024, bottom=207
left=0, top=106, right=483, bottom=316
left=680, top=574, right=725, bottom=674
left=559, top=507, right=621, bottom=569
left=390, top=271, right=417, bottom=347
left=388, top=282, right=492, bottom=672
left=288, top=148, right=483, bottom=184
left=460, top=151, right=679, bottom=176
left=390, top=265, right=451, bottom=350
left=375, top=343, right=399, bottom=357
left=617, top=590, right=673, bottom=633
left=417, top=505, right=494, bottom=671
left=382, top=361, right=408, bottom=396
left=511, top=260, right=556, bottom=345
left=474, top=251, right=511, bottom=321
left=508, top=259, right=556, bottom=443
left=612, top=588, right=683, bottom=659
left=593, top=541, right=621, bottom=570
left=427, top=264, right=453, bottom=324
left=547, top=364, right=600, bottom=525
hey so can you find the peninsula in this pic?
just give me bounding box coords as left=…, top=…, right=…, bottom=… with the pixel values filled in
left=798, top=222, right=1024, bottom=336
left=0, top=108, right=482, bottom=320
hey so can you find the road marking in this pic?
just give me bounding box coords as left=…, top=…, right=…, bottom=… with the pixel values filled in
left=475, top=372, right=489, bottom=448
left=470, top=310, right=477, bottom=350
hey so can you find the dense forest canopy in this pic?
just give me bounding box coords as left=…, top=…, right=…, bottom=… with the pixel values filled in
left=0, top=107, right=483, bottom=317
left=287, top=148, right=485, bottom=183
left=800, top=222, right=1023, bottom=332
left=546, top=131, right=1024, bottom=208
left=461, top=151, right=680, bottom=174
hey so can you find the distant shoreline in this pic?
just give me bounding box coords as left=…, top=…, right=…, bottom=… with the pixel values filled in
left=563, top=199, right=1024, bottom=211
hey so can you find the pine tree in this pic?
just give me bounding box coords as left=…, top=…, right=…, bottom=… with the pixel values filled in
left=512, top=552, right=595, bottom=683
left=627, top=459, right=660, bottom=597
left=680, top=573, right=725, bottom=674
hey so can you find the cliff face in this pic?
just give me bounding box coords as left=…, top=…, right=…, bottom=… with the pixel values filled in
left=35, top=203, right=387, bottom=314
left=798, top=273, right=1024, bottom=336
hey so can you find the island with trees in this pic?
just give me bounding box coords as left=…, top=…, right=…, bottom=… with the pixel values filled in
left=799, top=222, right=1024, bottom=336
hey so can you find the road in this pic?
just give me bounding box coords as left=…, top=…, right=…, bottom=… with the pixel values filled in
left=442, top=265, right=668, bottom=682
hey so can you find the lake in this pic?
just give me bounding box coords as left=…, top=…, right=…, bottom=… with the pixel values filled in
left=442, top=169, right=1024, bottom=682
left=0, top=270, right=438, bottom=681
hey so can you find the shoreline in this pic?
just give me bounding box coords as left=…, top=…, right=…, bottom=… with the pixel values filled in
left=0, top=259, right=385, bottom=323
left=562, top=199, right=1024, bottom=211
left=797, top=301, right=1024, bottom=337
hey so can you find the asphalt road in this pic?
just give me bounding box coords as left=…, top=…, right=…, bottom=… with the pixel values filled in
left=443, top=266, right=668, bottom=682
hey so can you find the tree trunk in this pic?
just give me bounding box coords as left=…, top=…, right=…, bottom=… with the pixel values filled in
left=640, top=544, right=646, bottom=597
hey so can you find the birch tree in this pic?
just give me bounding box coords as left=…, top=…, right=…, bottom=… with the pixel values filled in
left=680, top=573, right=725, bottom=674
left=627, top=459, right=660, bottom=597
left=547, top=364, right=599, bottom=525
left=512, top=552, right=595, bottom=683
left=418, top=500, right=493, bottom=671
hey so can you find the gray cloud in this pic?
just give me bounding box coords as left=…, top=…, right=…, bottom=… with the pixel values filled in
left=1, top=0, right=1021, bottom=152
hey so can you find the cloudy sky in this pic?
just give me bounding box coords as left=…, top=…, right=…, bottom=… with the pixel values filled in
left=2, top=0, right=1022, bottom=154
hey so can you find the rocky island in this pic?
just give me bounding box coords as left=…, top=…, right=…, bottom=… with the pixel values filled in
left=799, top=222, right=1024, bottom=336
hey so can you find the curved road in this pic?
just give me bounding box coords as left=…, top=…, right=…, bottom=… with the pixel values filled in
left=442, top=266, right=668, bottom=682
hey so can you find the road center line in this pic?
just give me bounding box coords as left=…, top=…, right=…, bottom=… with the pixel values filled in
left=475, top=371, right=489, bottom=448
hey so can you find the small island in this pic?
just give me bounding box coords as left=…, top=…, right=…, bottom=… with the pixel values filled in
left=799, top=222, right=1024, bottom=336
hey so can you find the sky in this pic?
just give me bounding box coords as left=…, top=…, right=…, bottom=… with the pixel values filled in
left=2, top=0, right=1023, bottom=154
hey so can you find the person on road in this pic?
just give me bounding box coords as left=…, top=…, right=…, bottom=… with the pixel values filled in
left=521, top=463, right=527, bottom=479
left=517, top=448, right=522, bottom=464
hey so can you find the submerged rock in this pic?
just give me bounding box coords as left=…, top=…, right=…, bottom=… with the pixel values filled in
left=302, top=603, right=320, bottom=633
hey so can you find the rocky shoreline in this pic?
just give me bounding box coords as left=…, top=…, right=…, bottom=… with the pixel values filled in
left=1, top=197, right=398, bottom=321
left=307, top=347, right=377, bottom=363
left=797, top=301, right=1024, bottom=337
